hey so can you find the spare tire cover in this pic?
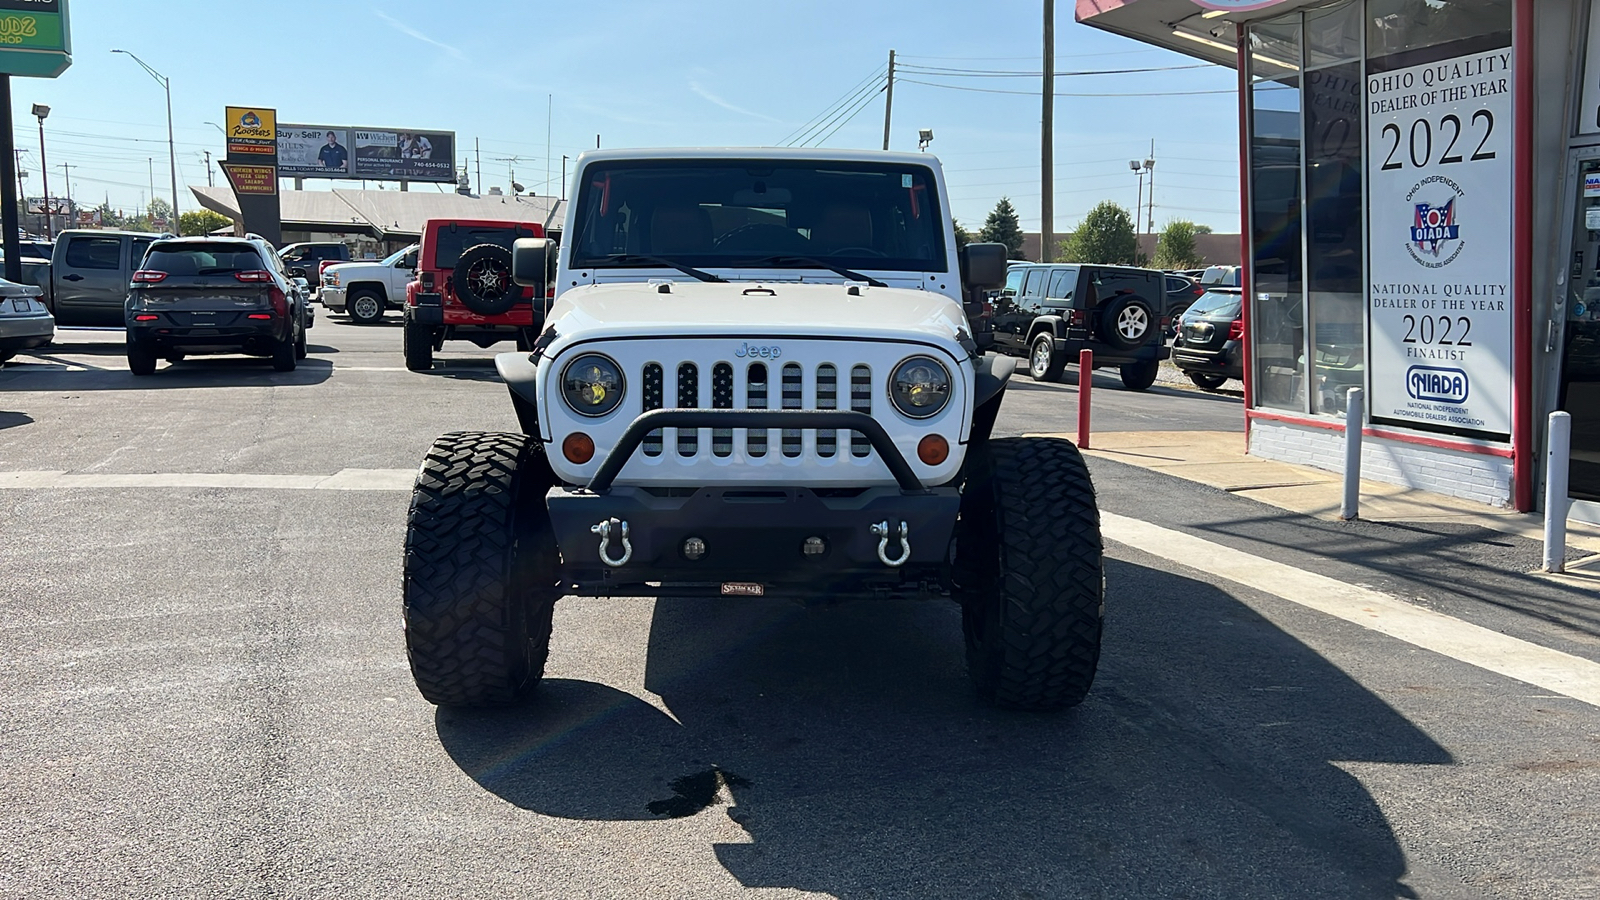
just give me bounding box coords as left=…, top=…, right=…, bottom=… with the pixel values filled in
left=451, top=243, right=520, bottom=316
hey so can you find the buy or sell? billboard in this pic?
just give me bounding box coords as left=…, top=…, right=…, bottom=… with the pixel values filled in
left=277, top=125, right=455, bottom=182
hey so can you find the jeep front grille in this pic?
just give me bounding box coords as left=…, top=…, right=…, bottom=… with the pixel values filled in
left=634, top=359, right=872, bottom=461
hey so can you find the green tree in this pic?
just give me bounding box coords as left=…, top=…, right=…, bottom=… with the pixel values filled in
left=1152, top=219, right=1207, bottom=270
left=978, top=197, right=1026, bottom=260
left=953, top=218, right=973, bottom=250
left=179, top=209, right=232, bottom=237
left=1059, top=201, right=1140, bottom=265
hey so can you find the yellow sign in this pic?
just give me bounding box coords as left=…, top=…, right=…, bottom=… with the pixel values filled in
left=225, top=106, right=277, bottom=156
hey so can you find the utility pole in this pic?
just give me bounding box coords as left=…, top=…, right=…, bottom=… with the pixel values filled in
left=546, top=93, right=552, bottom=196
left=33, top=104, right=50, bottom=240
left=1146, top=139, right=1156, bottom=234
left=13, top=149, right=26, bottom=237
left=60, top=162, right=73, bottom=224
left=561, top=155, right=568, bottom=202
left=148, top=158, right=155, bottom=213
left=1040, top=2, right=1055, bottom=263
left=474, top=137, right=481, bottom=197
left=882, top=49, right=896, bottom=151
left=203, top=150, right=213, bottom=188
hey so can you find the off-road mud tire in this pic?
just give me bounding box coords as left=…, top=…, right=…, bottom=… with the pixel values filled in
left=404, top=319, right=433, bottom=371
left=1028, top=333, right=1065, bottom=382
left=452, top=243, right=519, bottom=316
left=955, top=436, right=1104, bottom=710
left=127, top=338, right=157, bottom=376
left=403, top=431, right=561, bottom=707
left=1119, top=358, right=1158, bottom=391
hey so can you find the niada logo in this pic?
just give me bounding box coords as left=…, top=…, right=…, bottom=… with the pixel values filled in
left=734, top=342, right=781, bottom=359
left=1403, top=175, right=1466, bottom=269
left=1406, top=365, right=1470, bottom=404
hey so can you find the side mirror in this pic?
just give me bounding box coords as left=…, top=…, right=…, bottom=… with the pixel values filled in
left=511, top=237, right=553, bottom=291
left=292, top=277, right=310, bottom=291
left=959, top=243, right=1008, bottom=291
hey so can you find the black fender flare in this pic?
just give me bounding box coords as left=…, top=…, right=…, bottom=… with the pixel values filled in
left=1025, top=315, right=1066, bottom=345
left=973, top=352, right=1015, bottom=411
left=496, top=351, right=541, bottom=436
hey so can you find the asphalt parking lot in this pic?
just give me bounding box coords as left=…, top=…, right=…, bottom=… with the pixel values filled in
left=4, top=316, right=1599, bottom=899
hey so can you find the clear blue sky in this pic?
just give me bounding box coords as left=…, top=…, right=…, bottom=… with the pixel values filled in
left=10, top=0, right=1242, bottom=234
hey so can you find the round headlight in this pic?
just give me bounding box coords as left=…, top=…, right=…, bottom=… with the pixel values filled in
left=889, top=356, right=952, bottom=419
left=561, top=354, right=625, bottom=417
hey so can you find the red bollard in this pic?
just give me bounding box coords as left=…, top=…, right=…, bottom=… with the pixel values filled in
left=1077, top=349, right=1093, bottom=449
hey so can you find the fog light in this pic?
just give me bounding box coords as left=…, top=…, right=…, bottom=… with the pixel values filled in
left=683, top=537, right=707, bottom=560
left=562, top=432, right=595, bottom=464
left=802, top=536, right=826, bottom=558
left=917, top=434, right=950, bottom=466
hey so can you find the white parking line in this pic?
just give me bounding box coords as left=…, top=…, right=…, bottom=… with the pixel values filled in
left=0, top=468, right=416, bottom=491
left=1102, top=512, right=1600, bottom=709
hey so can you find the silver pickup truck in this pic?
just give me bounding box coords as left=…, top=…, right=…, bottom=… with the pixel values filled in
left=13, top=230, right=166, bottom=327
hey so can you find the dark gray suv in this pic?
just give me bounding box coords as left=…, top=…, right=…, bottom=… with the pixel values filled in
left=993, top=262, right=1169, bottom=390
left=124, top=236, right=310, bottom=375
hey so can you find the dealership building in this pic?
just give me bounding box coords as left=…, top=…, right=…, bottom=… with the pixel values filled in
left=1077, top=0, right=1599, bottom=522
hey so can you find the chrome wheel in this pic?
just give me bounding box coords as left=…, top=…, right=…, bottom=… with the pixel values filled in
left=1116, top=306, right=1149, bottom=341
left=1031, top=339, right=1051, bottom=377
left=352, top=295, right=381, bottom=321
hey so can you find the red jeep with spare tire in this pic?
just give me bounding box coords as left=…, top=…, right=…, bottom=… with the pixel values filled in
left=403, top=218, right=548, bottom=371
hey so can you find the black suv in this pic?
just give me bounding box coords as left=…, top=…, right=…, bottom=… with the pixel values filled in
left=1170, top=286, right=1244, bottom=390
left=125, top=236, right=310, bottom=375
left=993, top=262, right=1168, bottom=390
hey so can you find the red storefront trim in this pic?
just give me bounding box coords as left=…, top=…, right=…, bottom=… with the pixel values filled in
left=1247, top=409, right=1516, bottom=458
left=1512, top=0, right=1535, bottom=510
left=1236, top=24, right=1255, bottom=453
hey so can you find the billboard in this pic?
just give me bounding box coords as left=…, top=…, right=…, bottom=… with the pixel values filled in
left=275, top=125, right=455, bottom=182
left=225, top=106, right=277, bottom=157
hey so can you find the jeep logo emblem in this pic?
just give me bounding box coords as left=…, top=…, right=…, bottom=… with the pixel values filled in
left=735, top=342, right=782, bottom=359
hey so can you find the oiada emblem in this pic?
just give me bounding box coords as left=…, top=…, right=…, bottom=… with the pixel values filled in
left=1405, top=175, right=1466, bottom=269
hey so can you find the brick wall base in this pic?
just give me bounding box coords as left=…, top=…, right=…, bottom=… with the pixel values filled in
left=1249, top=420, right=1513, bottom=507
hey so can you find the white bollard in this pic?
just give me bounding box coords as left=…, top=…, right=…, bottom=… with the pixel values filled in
left=1341, top=388, right=1364, bottom=521
left=1545, top=411, right=1573, bottom=574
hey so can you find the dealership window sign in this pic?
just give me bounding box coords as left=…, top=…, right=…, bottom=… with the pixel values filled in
left=1366, top=46, right=1515, bottom=440
left=0, top=0, right=69, bottom=78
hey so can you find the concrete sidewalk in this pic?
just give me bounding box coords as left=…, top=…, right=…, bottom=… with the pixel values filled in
left=1042, top=430, right=1600, bottom=579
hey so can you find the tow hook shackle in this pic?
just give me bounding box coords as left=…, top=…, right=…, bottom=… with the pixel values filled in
left=591, top=517, right=633, bottom=568
left=871, top=520, right=911, bottom=568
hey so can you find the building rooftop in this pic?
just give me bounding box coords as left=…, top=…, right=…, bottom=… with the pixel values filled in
left=190, top=186, right=565, bottom=240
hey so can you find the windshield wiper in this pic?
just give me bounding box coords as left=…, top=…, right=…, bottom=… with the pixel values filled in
left=736, top=256, right=889, bottom=288
left=593, top=254, right=726, bottom=283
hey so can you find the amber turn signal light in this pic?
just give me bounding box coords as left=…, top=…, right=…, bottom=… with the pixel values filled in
left=917, top=434, right=949, bottom=466
left=563, top=433, right=595, bottom=464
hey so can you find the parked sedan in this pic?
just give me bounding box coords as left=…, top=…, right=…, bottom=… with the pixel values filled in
left=1170, top=287, right=1244, bottom=390
left=0, top=278, right=52, bottom=364
left=124, top=237, right=309, bottom=375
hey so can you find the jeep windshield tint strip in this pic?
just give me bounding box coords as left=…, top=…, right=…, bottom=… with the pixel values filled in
left=434, top=226, right=536, bottom=269
left=569, top=161, right=947, bottom=274
left=144, top=244, right=264, bottom=275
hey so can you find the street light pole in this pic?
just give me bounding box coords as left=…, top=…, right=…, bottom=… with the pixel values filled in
left=32, top=104, right=50, bottom=240
left=112, top=50, right=179, bottom=227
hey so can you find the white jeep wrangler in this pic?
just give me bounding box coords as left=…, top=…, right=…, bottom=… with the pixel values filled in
left=401, top=148, right=1104, bottom=710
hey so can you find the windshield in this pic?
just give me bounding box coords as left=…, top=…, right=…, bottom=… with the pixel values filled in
left=569, top=160, right=947, bottom=274
left=144, top=243, right=265, bottom=275
left=1186, top=290, right=1243, bottom=318
left=382, top=246, right=416, bottom=266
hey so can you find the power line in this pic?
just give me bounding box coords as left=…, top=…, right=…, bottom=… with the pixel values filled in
left=807, top=82, right=887, bottom=147
left=781, top=66, right=887, bottom=147
left=896, top=63, right=1213, bottom=77
left=899, top=79, right=1235, bottom=98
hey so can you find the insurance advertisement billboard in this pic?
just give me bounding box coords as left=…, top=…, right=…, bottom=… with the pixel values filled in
left=275, top=125, right=455, bottom=182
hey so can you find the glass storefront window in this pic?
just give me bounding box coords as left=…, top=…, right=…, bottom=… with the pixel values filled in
left=1249, top=14, right=1306, bottom=410
left=1305, top=2, right=1365, bottom=416
left=1561, top=159, right=1600, bottom=502
left=1367, top=0, right=1512, bottom=68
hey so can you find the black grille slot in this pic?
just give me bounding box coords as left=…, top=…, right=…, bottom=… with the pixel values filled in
left=746, top=363, right=768, bottom=457
left=677, top=362, right=699, bottom=457
left=816, top=364, right=838, bottom=458
left=850, top=365, right=872, bottom=458
left=642, top=363, right=664, bottom=457
left=781, top=363, right=803, bottom=458
left=711, top=363, right=734, bottom=457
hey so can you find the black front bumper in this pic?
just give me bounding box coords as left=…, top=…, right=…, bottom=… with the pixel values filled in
left=546, top=484, right=960, bottom=593
left=546, top=407, right=957, bottom=595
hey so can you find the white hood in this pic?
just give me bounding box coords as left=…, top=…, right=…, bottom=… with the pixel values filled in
left=544, top=281, right=969, bottom=349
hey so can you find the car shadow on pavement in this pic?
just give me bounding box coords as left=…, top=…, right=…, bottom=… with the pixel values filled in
left=414, top=359, right=503, bottom=382
left=0, top=411, right=32, bottom=430
left=435, top=561, right=1453, bottom=899
left=0, top=356, right=337, bottom=389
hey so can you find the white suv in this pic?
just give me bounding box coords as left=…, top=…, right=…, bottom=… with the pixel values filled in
left=320, top=244, right=418, bottom=325
left=400, top=148, right=1105, bottom=712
